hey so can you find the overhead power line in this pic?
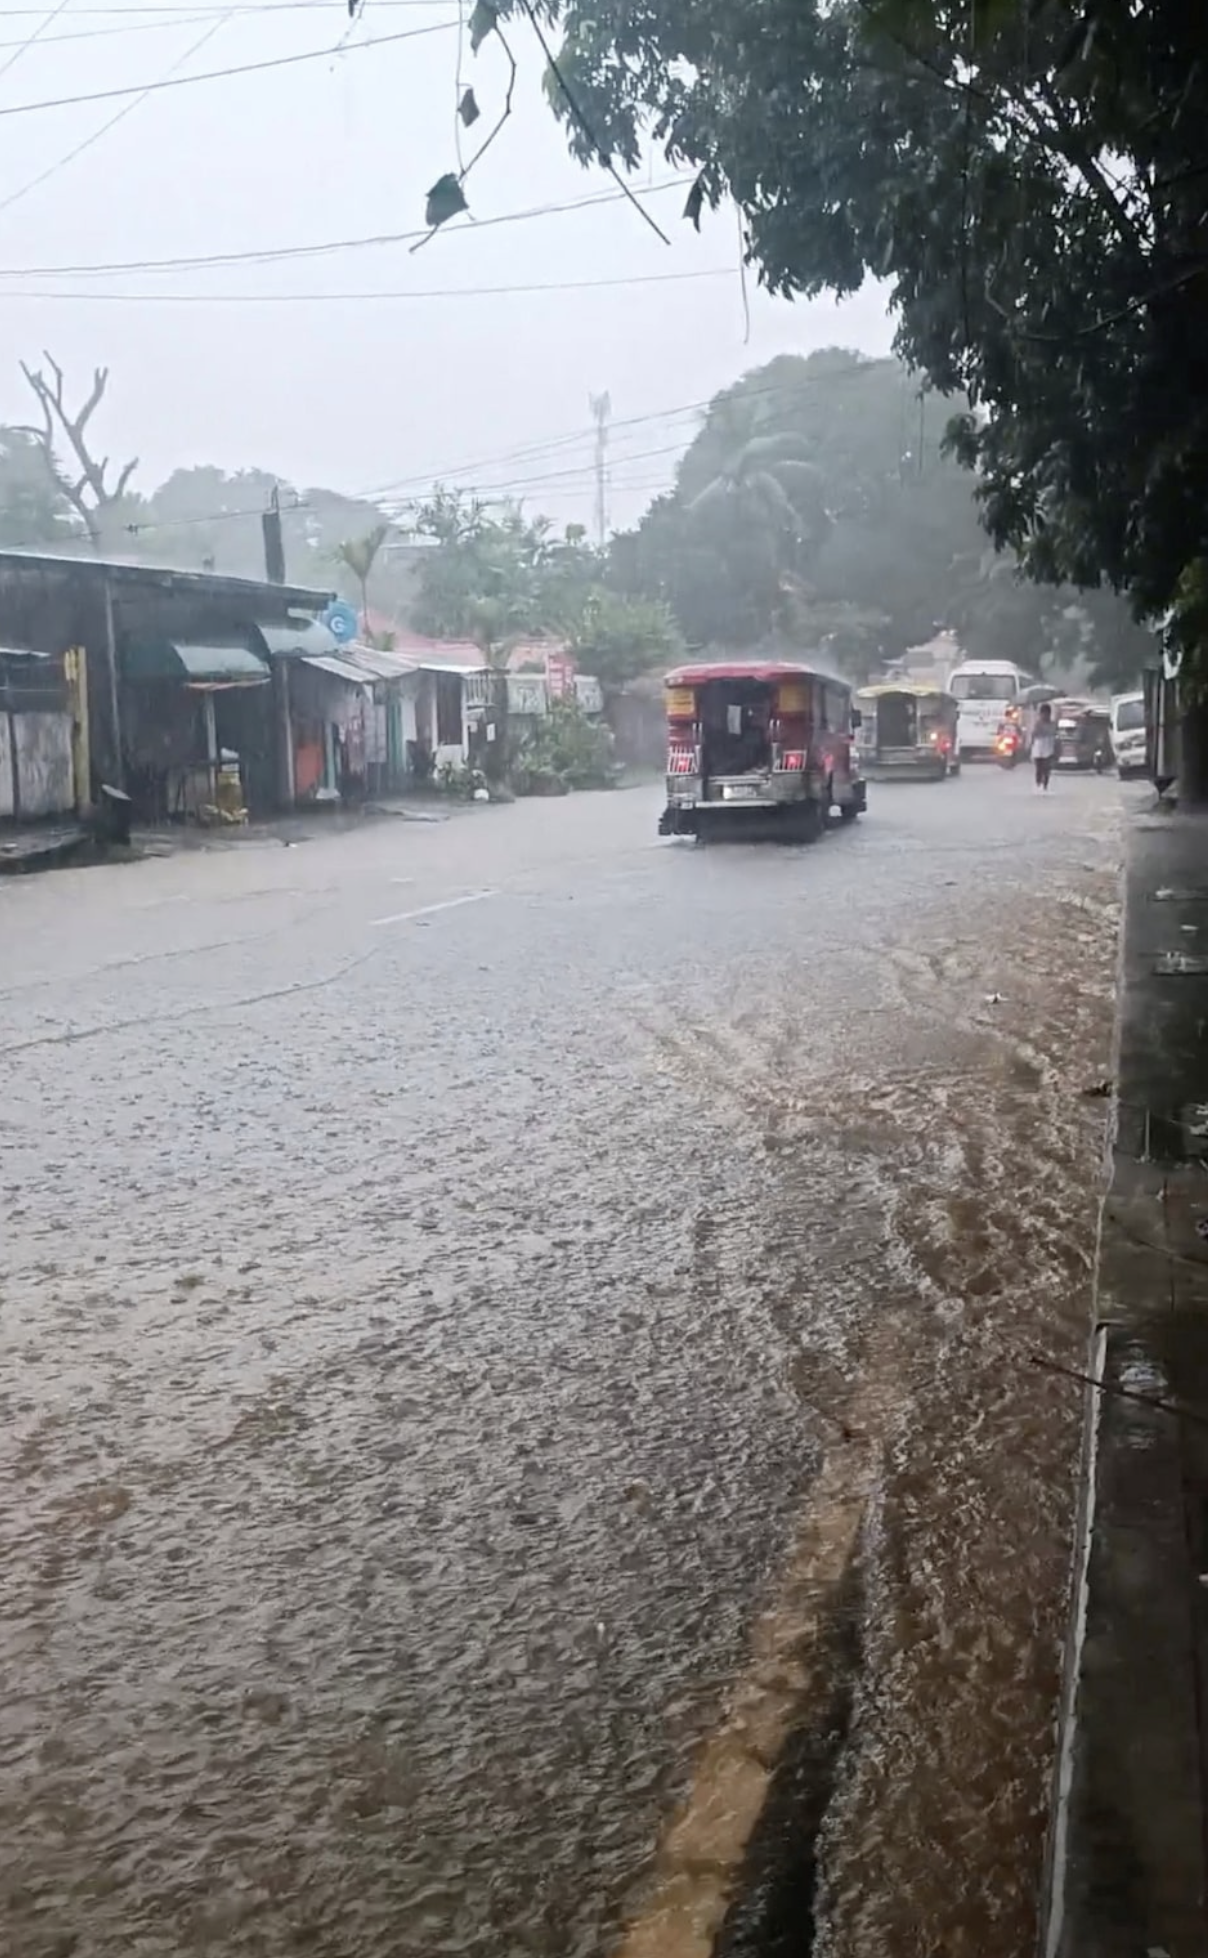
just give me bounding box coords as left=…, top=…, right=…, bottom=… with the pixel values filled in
left=2, top=360, right=891, bottom=549
left=0, top=19, right=455, bottom=119
left=0, top=11, right=270, bottom=51
left=352, top=358, right=884, bottom=501
left=0, top=177, right=693, bottom=278
left=0, top=7, right=243, bottom=217
left=3, top=1, right=456, bottom=11
left=0, top=0, right=456, bottom=38
left=0, top=0, right=74, bottom=80
left=2, top=266, right=734, bottom=302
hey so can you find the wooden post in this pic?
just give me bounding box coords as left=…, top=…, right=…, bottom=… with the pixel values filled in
left=65, top=645, right=91, bottom=813
left=101, top=575, right=124, bottom=788
left=203, top=691, right=218, bottom=806
left=2, top=662, right=18, bottom=823
left=273, top=654, right=295, bottom=808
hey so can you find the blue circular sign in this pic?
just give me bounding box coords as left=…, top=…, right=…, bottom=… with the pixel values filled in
left=324, top=599, right=358, bottom=645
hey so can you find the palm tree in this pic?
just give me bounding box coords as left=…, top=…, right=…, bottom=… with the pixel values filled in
left=332, top=522, right=391, bottom=632
left=686, top=430, right=831, bottom=559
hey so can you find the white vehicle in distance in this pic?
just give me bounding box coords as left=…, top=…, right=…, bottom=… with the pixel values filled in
left=947, top=659, right=1031, bottom=760
left=1110, top=690, right=1146, bottom=778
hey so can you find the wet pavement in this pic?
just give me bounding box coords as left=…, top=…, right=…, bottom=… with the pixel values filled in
left=1, top=770, right=1121, bottom=1958
left=1045, top=807, right=1208, bottom=1958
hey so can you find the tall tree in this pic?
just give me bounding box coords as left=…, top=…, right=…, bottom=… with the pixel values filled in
left=0, top=427, right=80, bottom=549
left=563, top=588, right=683, bottom=694
left=611, top=350, right=1083, bottom=669
left=17, top=353, right=139, bottom=551
left=486, top=0, right=1204, bottom=688
left=409, top=490, right=571, bottom=664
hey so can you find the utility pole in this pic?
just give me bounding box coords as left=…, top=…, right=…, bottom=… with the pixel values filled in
left=589, top=391, right=611, bottom=549
left=262, top=483, right=285, bottom=584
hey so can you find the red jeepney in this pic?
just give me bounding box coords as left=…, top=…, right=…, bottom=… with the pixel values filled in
left=658, top=660, right=866, bottom=840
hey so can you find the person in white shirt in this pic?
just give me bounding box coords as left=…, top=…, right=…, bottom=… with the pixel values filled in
left=1030, top=701, right=1058, bottom=789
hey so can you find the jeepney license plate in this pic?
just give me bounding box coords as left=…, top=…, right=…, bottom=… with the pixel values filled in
left=723, top=784, right=759, bottom=800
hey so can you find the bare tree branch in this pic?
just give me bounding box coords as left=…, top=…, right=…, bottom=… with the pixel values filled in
left=18, top=351, right=138, bottom=548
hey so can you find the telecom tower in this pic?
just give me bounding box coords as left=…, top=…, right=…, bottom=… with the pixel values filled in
left=589, top=391, right=611, bottom=548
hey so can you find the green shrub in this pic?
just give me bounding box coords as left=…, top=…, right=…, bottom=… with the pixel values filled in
left=514, top=700, right=615, bottom=793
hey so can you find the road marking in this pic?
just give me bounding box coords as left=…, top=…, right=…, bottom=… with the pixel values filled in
left=370, top=889, right=496, bottom=928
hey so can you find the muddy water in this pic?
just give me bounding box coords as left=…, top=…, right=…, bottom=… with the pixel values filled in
left=820, top=883, right=1118, bottom=1956
left=635, top=842, right=1120, bottom=1956
left=0, top=786, right=1120, bottom=1958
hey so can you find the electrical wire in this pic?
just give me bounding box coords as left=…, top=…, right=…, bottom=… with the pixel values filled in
left=464, top=438, right=697, bottom=498
left=0, top=6, right=242, bottom=217
left=353, top=359, right=882, bottom=500
left=516, top=0, right=670, bottom=247
left=11, top=359, right=889, bottom=546
left=1, top=265, right=734, bottom=301
left=0, top=18, right=454, bottom=119
left=0, top=11, right=242, bottom=51
left=0, top=0, right=75, bottom=80
left=0, top=177, right=693, bottom=277
left=3, top=1, right=456, bottom=11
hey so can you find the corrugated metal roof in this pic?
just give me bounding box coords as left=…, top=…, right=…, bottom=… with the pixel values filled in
left=123, top=638, right=269, bottom=685
left=300, top=652, right=374, bottom=687
left=414, top=658, right=488, bottom=677
left=0, top=549, right=331, bottom=610
left=391, top=628, right=483, bottom=663
left=340, top=644, right=419, bottom=681
left=256, top=617, right=340, bottom=660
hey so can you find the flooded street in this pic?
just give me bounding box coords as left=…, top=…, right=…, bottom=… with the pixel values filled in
left=1, top=771, right=1119, bottom=1958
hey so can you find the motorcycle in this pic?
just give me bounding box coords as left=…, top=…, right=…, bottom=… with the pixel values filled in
left=994, top=724, right=1023, bottom=770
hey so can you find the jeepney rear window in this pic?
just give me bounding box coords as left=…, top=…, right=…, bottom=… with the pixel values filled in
left=821, top=684, right=850, bottom=730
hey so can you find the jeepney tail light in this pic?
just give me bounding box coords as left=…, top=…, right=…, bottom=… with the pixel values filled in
left=775, top=750, right=806, bottom=772
left=668, top=746, right=695, bottom=775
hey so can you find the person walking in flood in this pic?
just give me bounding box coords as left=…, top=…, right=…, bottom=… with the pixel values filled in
left=1030, top=700, right=1057, bottom=790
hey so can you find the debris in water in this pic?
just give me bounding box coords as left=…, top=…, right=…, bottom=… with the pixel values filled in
left=1081, top=1080, right=1113, bottom=1098
left=984, top=991, right=1006, bottom=1005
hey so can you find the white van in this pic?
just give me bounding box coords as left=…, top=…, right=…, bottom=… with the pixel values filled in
left=1110, top=691, right=1146, bottom=778
left=947, top=659, right=1029, bottom=759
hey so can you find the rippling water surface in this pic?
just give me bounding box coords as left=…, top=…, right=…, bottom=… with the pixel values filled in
left=0, top=781, right=1119, bottom=1957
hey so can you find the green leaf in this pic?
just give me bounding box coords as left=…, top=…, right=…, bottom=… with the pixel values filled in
left=468, top=0, right=497, bottom=53
left=458, top=86, right=481, bottom=127
left=684, top=174, right=706, bottom=231
left=425, top=173, right=469, bottom=230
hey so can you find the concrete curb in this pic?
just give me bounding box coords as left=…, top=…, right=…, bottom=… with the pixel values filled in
left=0, top=824, right=92, bottom=875
left=1042, top=808, right=1208, bottom=1958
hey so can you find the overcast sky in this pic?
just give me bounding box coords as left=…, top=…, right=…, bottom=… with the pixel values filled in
left=0, top=0, right=893, bottom=531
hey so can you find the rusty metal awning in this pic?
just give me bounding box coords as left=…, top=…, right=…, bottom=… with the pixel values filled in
left=300, top=652, right=375, bottom=688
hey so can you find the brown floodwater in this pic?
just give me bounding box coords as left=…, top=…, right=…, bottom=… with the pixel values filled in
left=0, top=779, right=1120, bottom=1958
